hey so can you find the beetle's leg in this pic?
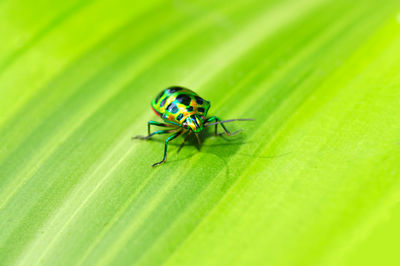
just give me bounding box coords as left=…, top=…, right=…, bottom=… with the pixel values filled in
left=132, top=121, right=175, bottom=139
left=133, top=129, right=176, bottom=140
left=177, top=131, right=191, bottom=153
left=147, top=120, right=174, bottom=135
left=205, top=116, right=218, bottom=135
left=206, top=116, right=231, bottom=136
left=195, top=133, right=201, bottom=146
left=152, top=130, right=183, bottom=167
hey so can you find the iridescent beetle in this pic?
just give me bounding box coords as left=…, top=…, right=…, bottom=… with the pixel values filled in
left=134, top=86, right=252, bottom=166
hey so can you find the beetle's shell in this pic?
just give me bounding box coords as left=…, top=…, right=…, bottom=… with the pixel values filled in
left=151, top=86, right=210, bottom=125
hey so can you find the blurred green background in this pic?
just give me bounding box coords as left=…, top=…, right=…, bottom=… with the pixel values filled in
left=1, top=0, right=400, bottom=265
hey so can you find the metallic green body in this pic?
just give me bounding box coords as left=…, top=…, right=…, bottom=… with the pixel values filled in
left=151, top=86, right=210, bottom=132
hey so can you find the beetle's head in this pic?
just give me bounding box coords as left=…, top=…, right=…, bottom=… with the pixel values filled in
left=183, top=114, right=204, bottom=133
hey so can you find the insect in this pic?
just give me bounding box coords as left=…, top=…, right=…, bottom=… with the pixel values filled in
left=133, top=86, right=252, bottom=166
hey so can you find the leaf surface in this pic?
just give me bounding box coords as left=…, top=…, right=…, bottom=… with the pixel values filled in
left=1, top=0, right=400, bottom=265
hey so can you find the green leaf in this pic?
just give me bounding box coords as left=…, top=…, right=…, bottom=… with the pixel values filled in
left=1, top=0, right=400, bottom=265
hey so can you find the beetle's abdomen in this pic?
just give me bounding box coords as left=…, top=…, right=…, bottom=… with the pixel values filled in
left=151, top=86, right=210, bottom=125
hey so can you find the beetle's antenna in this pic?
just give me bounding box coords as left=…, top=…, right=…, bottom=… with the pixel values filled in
left=205, top=118, right=254, bottom=127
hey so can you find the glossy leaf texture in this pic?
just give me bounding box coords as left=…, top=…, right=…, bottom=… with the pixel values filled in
left=1, top=0, right=400, bottom=265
